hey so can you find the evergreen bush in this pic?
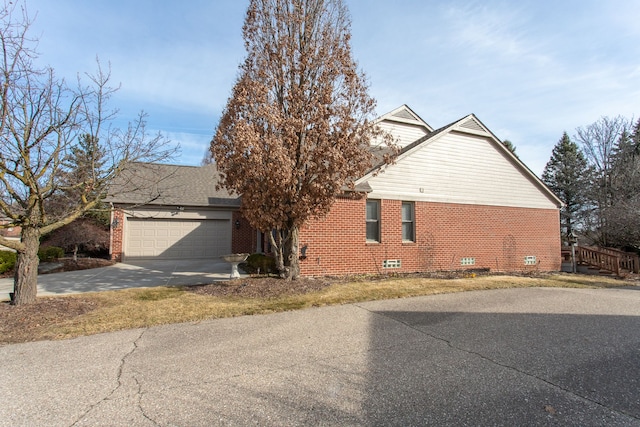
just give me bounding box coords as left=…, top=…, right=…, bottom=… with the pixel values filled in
left=0, top=251, right=16, bottom=273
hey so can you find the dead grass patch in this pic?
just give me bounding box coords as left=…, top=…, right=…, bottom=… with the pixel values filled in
left=1, top=273, right=634, bottom=344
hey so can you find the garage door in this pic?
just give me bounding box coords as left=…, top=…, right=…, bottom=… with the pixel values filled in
left=125, top=219, right=231, bottom=260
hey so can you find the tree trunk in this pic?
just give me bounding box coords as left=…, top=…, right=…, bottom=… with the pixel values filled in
left=269, top=226, right=301, bottom=281
left=12, top=227, right=40, bottom=305
left=283, top=225, right=300, bottom=280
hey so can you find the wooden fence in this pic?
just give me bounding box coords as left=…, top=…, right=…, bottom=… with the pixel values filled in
left=574, top=246, right=640, bottom=275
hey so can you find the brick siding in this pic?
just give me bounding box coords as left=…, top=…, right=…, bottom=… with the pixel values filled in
left=110, top=199, right=561, bottom=275
left=232, top=211, right=257, bottom=254
left=109, top=209, right=126, bottom=261
left=299, top=197, right=561, bottom=276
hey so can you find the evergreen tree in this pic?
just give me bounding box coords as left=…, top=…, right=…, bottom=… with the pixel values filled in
left=62, top=134, right=110, bottom=226
left=542, top=132, right=592, bottom=244
left=502, top=139, right=519, bottom=158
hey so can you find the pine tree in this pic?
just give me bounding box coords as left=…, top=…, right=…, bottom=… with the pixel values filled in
left=542, top=132, right=592, bottom=244
left=502, top=139, right=519, bottom=158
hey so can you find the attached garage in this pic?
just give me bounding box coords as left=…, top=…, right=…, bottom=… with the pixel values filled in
left=124, top=218, right=231, bottom=260
left=108, top=163, right=250, bottom=262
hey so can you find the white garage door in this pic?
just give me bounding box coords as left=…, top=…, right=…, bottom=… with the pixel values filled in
left=125, top=218, right=231, bottom=260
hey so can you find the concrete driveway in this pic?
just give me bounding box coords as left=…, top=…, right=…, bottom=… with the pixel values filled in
left=0, top=259, right=242, bottom=300
left=1, top=287, right=639, bottom=426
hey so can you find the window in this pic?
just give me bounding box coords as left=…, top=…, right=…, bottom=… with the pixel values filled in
left=524, top=256, right=537, bottom=265
left=366, top=200, right=380, bottom=242
left=461, top=257, right=476, bottom=266
left=402, top=202, right=415, bottom=242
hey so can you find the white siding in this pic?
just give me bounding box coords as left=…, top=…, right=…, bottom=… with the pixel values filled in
left=376, top=120, right=429, bottom=148
left=367, top=132, right=559, bottom=209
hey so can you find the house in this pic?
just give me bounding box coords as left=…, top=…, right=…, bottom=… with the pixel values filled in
left=108, top=163, right=256, bottom=262
left=109, top=105, right=562, bottom=274
left=298, top=106, right=562, bottom=275
left=0, top=218, right=21, bottom=252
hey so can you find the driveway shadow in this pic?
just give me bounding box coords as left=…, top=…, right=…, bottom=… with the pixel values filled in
left=361, top=309, right=640, bottom=425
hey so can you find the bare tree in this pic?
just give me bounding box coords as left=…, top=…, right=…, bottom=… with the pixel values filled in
left=574, top=116, right=629, bottom=246
left=607, top=120, right=640, bottom=249
left=0, top=1, right=177, bottom=304
left=210, top=0, right=393, bottom=279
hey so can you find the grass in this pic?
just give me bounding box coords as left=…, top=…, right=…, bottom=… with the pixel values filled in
left=1, top=273, right=635, bottom=344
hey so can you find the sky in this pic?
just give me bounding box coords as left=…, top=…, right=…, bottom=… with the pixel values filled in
left=25, top=0, right=640, bottom=176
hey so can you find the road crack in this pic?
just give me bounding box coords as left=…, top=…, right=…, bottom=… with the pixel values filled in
left=70, top=328, right=158, bottom=426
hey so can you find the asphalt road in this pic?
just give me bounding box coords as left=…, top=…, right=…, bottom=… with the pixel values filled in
left=1, top=287, right=639, bottom=426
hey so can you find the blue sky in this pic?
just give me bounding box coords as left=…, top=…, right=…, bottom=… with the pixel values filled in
left=27, top=0, right=640, bottom=176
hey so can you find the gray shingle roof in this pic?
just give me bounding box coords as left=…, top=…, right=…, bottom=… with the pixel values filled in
left=107, top=163, right=240, bottom=207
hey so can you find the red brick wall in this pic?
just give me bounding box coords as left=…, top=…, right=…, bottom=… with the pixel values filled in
left=0, top=220, right=21, bottom=238
left=109, top=209, right=125, bottom=261
left=232, top=211, right=257, bottom=254
left=299, top=197, right=561, bottom=276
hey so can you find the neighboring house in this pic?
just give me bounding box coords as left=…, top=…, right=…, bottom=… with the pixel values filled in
left=109, top=105, right=562, bottom=274
left=108, top=163, right=256, bottom=262
left=0, top=218, right=21, bottom=251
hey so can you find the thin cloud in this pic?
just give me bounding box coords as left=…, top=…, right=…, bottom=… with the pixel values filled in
left=21, top=0, right=640, bottom=175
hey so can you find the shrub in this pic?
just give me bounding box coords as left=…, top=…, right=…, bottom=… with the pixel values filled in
left=0, top=250, right=16, bottom=274
left=38, top=246, right=64, bottom=262
left=40, top=218, right=109, bottom=258
left=243, top=253, right=276, bottom=275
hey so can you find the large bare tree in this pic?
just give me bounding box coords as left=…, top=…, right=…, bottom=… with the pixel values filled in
left=607, top=120, right=640, bottom=249
left=0, top=2, right=177, bottom=304
left=575, top=116, right=630, bottom=246
left=210, top=0, right=392, bottom=279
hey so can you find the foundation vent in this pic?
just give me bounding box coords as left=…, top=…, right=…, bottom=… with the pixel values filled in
left=383, top=259, right=402, bottom=269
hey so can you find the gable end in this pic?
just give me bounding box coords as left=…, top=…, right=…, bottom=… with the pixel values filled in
left=392, top=109, right=418, bottom=121
left=459, top=117, right=485, bottom=132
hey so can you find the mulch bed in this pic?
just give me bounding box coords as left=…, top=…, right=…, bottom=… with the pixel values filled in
left=0, top=297, right=101, bottom=344
left=186, top=276, right=337, bottom=299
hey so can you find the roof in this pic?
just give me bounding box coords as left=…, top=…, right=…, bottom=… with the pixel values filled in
left=108, top=107, right=562, bottom=209
left=107, top=163, right=240, bottom=208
